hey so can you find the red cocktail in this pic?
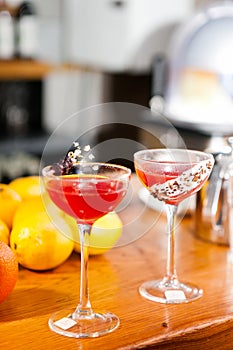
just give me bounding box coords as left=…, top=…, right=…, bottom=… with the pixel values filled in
left=42, top=162, right=131, bottom=338
left=47, top=175, right=127, bottom=225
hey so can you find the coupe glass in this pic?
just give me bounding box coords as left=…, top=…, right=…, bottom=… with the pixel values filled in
left=134, top=148, right=214, bottom=304
left=42, top=162, right=131, bottom=338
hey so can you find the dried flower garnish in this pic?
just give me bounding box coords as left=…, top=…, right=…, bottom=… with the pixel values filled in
left=55, top=142, right=95, bottom=175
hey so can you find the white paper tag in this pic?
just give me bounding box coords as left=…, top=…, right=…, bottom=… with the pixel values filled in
left=54, top=317, right=77, bottom=330
left=165, top=290, right=186, bottom=301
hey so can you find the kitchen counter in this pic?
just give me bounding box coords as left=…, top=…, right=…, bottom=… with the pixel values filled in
left=1, top=176, right=233, bottom=349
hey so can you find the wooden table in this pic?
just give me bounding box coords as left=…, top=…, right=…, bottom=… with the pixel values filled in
left=1, top=176, right=233, bottom=350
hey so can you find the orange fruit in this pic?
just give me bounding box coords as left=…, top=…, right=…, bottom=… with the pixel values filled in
left=0, top=184, right=21, bottom=228
left=9, top=176, right=42, bottom=200
left=0, top=219, right=10, bottom=245
left=0, top=241, right=18, bottom=304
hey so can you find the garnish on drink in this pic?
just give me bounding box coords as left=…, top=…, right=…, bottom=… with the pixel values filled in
left=136, top=159, right=213, bottom=205
left=53, top=142, right=95, bottom=175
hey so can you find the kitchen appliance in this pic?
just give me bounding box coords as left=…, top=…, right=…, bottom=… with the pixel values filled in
left=151, top=1, right=233, bottom=138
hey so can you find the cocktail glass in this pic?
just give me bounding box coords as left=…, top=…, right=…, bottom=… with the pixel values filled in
left=134, top=148, right=214, bottom=304
left=42, top=162, right=131, bottom=337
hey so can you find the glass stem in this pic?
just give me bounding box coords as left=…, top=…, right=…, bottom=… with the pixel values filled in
left=75, top=223, right=93, bottom=318
left=165, top=204, right=178, bottom=284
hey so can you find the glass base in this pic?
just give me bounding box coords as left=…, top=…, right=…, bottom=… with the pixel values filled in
left=139, top=278, right=203, bottom=304
left=48, top=308, right=120, bottom=338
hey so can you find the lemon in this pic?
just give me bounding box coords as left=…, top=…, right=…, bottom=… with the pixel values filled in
left=74, top=212, right=123, bottom=255
left=0, top=184, right=21, bottom=228
left=0, top=219, right=10, bottom=245
left=9, top=176, right=42, bottom=200
left=13, top=196, right=45, bottom=226
left=10, top=197, right=74, bottom=271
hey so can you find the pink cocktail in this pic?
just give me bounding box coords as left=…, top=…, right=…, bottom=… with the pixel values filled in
left=134, top=149, right=214, bottom=304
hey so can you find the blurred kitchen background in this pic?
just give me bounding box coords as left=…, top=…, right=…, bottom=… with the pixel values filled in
left=0, top=0, right=232, bottom=181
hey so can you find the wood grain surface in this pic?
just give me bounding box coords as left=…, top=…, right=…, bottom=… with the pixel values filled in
left=1, top=176, right=233, bottom=350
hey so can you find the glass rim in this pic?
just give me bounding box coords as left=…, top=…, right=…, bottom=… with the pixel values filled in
left=134, top=148, right=214, bottom=163
left=42, top=161, right=132, bottom=181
